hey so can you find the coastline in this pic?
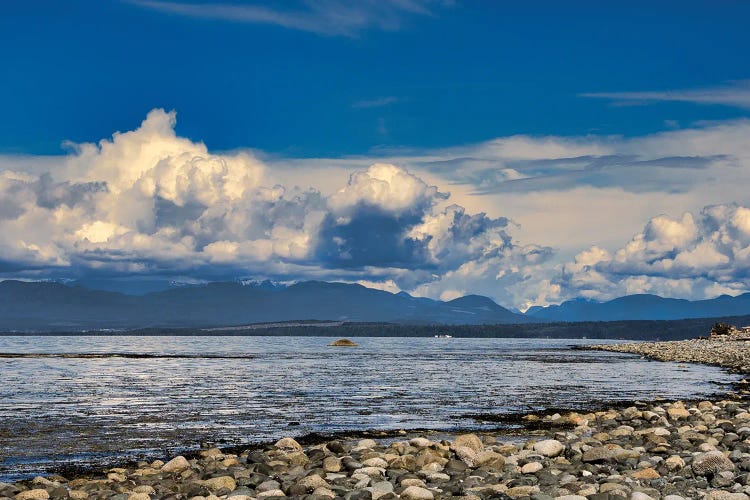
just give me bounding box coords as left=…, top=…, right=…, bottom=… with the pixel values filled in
left=3, top=339, right=750, bottom=500
left=585, top=339, right=750, bottom=375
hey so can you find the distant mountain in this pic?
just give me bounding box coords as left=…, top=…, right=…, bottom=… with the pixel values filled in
left=525, top=293, right=750, bottom=322
left=0, top=280, right=530, bottom=331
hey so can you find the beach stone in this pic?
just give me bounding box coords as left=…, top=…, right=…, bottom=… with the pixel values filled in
left=554, top=496, right=587, bottom=500
left=534, top=439, right=565, bottom=457
left=367, top=481, right=393, bottom=500
left=323, top=456, right=342, bottom=472
left=257, top=490, right=286, bottom=498
left=702, top=493, right=749, bottom=500
left=668, top=408, right=691, bottom=419
left=420, top=462, right=443, bottom=473
left=68, top=491, right=87, bottom=500
left=162, top=456, right=191, bottom=473
left=521, top=461, right=543, bottom=474
left=228, top=487, right=254, bottom=498
left=389, top=455, right=417, bottom=471
left=713, top=470, right=736, bottom=487
left=202, top=476, right=237, bottom=492
left=693, top=450, right=735, bottom=475
left=400, top=486, right=433, bottom=500
left=630, top=493, right=656, bottom=500
left=355, top=439, right=378, bottom=450
left=582, top=445, right=639, bottom=463
left=400, top=479, right=426, bottom=488
left=298, top=474, right=329, bottom=492
left=275, top=437, right=302, bottom=451
left=363, top=458, right=388, bottom=468
left=505, top=485, right=540, bottom=497
left=409, top=438, right=432, bottom=448
left=630, top=467, right=660, bottom=480
left=256, top=480, right=281, bottom=493
left=665, top=455, right=685, bottom=470
left=344, top=491, right=372, bottom=500
left=285, top=451, right=309, bottom=466
left=29, top=479, right=53, bottom=489
left=355, top=467, right=385, bottom=478
left=132, top=486, right=155, bottom=495
left=312, top=487, right=336, bottom=498
left=474, top=450, right=505, bottom=469
left=425, top=472, right=450, bottom=482
left=127, top=494, right=150, bottom=500
left=453, top=434, right=483, bottom=453
left=15, top=491, right=49, bottom=500
left=453, top=446, right=477, bottom=466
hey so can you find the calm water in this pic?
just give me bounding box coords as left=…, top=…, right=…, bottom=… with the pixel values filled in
left=0, top=336, right=739, bottom=480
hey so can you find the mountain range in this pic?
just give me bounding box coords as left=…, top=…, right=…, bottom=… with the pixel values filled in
left=525, top=293, right=750, bottom=322
left=0, top=280, right=526, bottom=331
left=3, top=280, right=750, bottom=331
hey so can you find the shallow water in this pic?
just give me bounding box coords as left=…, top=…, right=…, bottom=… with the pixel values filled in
left=0, top=336, right=739, bottom=480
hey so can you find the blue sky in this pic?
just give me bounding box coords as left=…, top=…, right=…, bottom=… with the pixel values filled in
left=2, top=1, right=749, bottom=155
left=1, top=1, right=750, bottom=309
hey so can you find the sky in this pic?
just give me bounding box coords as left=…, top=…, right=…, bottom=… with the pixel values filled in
left=1, top=0, right=750, bottom=310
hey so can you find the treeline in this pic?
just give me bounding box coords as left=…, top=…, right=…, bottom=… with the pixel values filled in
left=9, top=314, right=750, bottom=339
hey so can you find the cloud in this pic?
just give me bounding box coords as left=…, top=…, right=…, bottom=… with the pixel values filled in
left=128, top=0, right=450, bottom=37
left=5, top=108, right=750, bottom=309
left=0, top=109, right=544, bottom=308
left=352, top=96, right=400, bottom=109
left=543, top=204, right=750, bottom=304
left=580, top=80, right=750, bottom=109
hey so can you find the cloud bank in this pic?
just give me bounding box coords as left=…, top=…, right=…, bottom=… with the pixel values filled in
left=0, top=109, right=549, bottom=307
left=552, top=204, right=750, bottom=305
left=3, top=109, right=750, bottom=310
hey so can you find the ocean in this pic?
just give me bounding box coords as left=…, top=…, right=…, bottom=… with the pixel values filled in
left=0, top=335, right=738, bottom=480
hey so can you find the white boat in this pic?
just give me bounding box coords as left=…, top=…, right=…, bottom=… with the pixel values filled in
left=434, top=334, right=453, bottom=338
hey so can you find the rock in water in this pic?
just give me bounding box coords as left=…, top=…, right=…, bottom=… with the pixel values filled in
left=329, top=338, right=358, bottom=347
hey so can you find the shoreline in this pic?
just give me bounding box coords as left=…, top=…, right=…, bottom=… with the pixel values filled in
left=3, top=339, right=750, bottom=499
left=585, top=339, right=750, bottom=375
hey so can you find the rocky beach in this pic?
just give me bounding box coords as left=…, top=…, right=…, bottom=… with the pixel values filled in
left=586, top=339, right=750, bottom=374
left=2, top=338, right=750, bottom=500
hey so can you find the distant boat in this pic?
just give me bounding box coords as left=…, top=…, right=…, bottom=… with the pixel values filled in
left=434, top=334, right=453, bottom=338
